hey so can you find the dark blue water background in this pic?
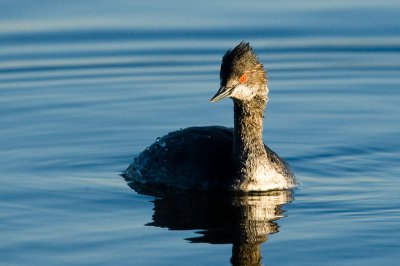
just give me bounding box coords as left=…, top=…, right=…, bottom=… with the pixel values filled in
left=1, top=1, right=399, bottom=265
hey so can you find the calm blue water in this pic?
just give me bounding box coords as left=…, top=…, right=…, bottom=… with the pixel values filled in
left=1, top=1, right=399, bottom=265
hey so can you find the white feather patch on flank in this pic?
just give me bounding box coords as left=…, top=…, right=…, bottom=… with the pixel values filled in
left=239, top=163, right=295, bottom=191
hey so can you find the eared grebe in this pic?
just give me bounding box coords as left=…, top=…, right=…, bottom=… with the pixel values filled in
left=124, top=42, right=295, bottom=191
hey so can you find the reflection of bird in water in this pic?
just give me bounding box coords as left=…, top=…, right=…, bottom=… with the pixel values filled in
left=130, top=183, right=293, bottom=265
left=124, top=42, right=295, bottom=192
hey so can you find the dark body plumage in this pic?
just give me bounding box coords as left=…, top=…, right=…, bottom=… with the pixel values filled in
left=125, top=127, right=235, bottom=190
left=125, top=126, right=293, bottom=190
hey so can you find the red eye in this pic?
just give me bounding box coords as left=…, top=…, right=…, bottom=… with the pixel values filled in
left=239, top=73, right=248, bottom=83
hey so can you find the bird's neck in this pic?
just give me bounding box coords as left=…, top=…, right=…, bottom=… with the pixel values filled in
left=233, top=93, right=268, bottom=182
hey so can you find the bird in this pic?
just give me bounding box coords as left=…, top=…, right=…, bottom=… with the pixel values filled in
left=124, top=42, right=296, bottom=192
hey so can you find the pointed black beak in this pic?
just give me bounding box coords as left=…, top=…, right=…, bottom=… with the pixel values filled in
left=210, top=86, right=233, bottom=102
